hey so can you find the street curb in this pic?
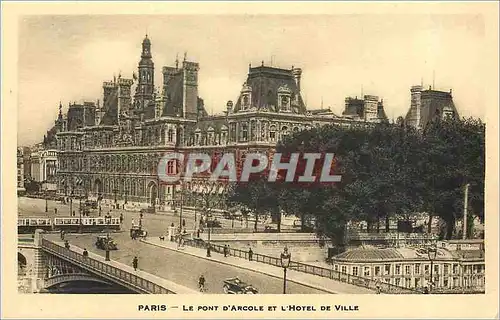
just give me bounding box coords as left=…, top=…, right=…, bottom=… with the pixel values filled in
left=140, top=239, right=341, bottom=294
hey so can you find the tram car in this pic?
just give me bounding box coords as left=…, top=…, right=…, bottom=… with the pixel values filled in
left=54, top=217, right=121, bottom=233
left=18, top=218, right=52, bottom=234
left=18, top=216, right=121, bottom=233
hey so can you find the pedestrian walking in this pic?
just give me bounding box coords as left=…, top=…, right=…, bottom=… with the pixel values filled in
left=54, top=208, right=58, bottom=215
left=223, top=245, right=228, bottom=257
left=132, top=256, right=138, bottom=271
left=60, top=230, right=65, bottom=241
left=83, top=248, right=89, bottom=257
left=120, top=213, right=124, bottom=224
left=64, top=240, right=70, bottom=250
left=182, top=219, right=186, bottom=228
left=197, top=229, right=200, bottom=238
left=72, top=210, right=75, bottom=217
left=206, top=244, right=211, bottom=257
left=248, top=247, right=253, bottom=261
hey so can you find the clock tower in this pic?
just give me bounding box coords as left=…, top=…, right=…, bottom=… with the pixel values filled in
left=134, top=35, right=155, bottom=114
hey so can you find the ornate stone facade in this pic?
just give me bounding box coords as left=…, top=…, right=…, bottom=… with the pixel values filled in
left=48, top=36, right=388, bottom=208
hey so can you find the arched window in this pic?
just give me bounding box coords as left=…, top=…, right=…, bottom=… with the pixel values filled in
left=167, top=161, right=175, bottom=174
left=281, top=125, right=289, bottom=140
left=241, top=123, right=248, bottom=141
left=160, top=128, right=165, bottom=144
left=269, top=125, right=277, bottom=142
left=168, top=129, right=174, bottom=142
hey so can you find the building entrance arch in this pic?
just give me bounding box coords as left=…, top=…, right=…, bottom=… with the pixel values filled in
left=94, top=178, right=103, bottom=195
left=147, top=181, right=158, bottom=206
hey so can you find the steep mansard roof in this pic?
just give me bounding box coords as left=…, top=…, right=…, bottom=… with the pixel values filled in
left=233, top=65, right=306, bottom=114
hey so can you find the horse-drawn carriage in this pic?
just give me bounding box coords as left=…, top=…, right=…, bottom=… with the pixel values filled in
left=130, top=225, right=147, bottom=239
left=95, top=235, right=118, bottom=250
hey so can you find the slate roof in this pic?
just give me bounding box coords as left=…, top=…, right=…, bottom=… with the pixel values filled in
left=334, top=248, right=405, bottom=261
left=162, top=71, right=184, bottom=117
left=233, top=66, right=306, bottom=114
left=99, top=89, right=119, bottom=125
left=419, top=90, right=458, bottom=128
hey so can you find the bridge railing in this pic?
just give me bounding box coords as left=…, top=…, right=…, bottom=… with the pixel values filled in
left=184, top=239, right=419, bottom=294
left=41, top=239, right=174, bottom=294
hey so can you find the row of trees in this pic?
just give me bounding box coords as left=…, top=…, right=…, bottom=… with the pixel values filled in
left=227, top=116, right=485, bottom=244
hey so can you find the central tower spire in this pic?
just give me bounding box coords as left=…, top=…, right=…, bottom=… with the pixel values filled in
left=134, top=35, right=155, bottom=115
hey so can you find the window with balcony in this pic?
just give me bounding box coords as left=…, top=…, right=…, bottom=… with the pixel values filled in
left=352, top=266, right=359, bottom=276
left=424, top=265, right=430, bottom=274
left=395, top=265, right=401, bottom=275
left=384, top=264, right=391, bottom=275
left=415, top=264, right=421, bottom=275
left=405, top=265, right=411, bottom=275
left=364, top=266, right=370, bottom=277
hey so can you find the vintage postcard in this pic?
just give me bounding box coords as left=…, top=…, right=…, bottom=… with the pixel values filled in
left=2, top=1, right=499, bottom=319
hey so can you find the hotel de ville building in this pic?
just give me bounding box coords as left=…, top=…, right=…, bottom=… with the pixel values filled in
left=40, top=35, right=426, bottom=210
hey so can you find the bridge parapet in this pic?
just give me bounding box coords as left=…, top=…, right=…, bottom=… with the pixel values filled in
left=40, top=239, right=196, bottom=294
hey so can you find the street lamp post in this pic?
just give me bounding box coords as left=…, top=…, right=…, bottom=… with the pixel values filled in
left=78, top=197, right=83, bottom=233
left=179, top=184, right=184, bottom=229
left=105, top=215, right=111, bottom=261
left=280, top=247, right=291, bottom=294
left=428, top=244, right=438, bottom=293
left=44, top=185, right=48, bottom=212
left=69, top=190, right=73, bottom=217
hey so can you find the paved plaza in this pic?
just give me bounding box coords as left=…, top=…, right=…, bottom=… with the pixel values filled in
left=20, top=196, right=374, bottom=294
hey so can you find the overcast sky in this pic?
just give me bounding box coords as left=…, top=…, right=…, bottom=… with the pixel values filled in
left=18, top=14, right=486, bottom=146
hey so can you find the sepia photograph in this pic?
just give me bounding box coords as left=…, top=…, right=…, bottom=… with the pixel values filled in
left=3, top=1, right=499, bottom=319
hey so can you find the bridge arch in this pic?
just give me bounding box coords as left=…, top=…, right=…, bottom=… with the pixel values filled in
left=18, top=252, right=27, bottom=273
left=44, top=273, right=113, bottom=289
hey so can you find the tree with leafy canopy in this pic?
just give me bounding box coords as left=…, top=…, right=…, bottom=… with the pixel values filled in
left=420, top=116, right=485, bottom=239
left=228, top=116, right=484, bottom=243
left=227, top=174, right=280, bottom=231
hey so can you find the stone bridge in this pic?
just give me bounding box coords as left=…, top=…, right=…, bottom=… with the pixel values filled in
left=18, top=230, right=198, bottom=294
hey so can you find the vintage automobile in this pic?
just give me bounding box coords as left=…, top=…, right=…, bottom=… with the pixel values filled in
left=95, top=236, right=118, bottom=250
left=222, top=277, right=258, bottom=294
left=130, top=225, right=148, bottom=239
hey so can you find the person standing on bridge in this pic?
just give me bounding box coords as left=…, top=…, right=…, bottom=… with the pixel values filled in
left=133, top=256, right=138, bottom=271
left=60, top=230, right=65, bottom=241
left=248, top=247, right=253, bottom=261
left=83, top=248, right=88, bottom=257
